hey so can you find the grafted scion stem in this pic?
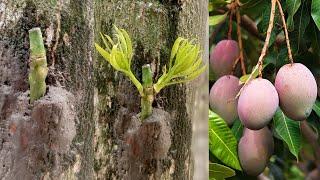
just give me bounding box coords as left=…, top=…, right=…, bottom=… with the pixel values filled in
left=141, top=64, right=154, bottom=121
left=29, top=27, right=48, bottom=103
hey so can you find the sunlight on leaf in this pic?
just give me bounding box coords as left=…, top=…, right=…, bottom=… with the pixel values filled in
left=209, top=110, right=242, bottom=170
left=273, top=109, right=301, bottom=160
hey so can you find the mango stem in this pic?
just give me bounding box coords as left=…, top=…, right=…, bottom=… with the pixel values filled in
left=141, top=64, right=154, bottom=121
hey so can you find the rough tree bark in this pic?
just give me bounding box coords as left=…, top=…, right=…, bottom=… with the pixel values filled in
left=0, top=0, right=208, bottom=179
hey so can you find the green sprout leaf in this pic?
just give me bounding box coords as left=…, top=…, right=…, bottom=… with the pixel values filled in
left=154, top=37, right=206, bottom=93
left=95, top=26, right=143, bottom=95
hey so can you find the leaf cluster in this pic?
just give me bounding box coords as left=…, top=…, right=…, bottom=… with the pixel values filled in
left=95, top=26, right=206, bottom=96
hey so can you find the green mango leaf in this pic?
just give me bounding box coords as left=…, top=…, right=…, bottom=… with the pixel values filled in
left=311, top=24, right=320, bottom=56
left=231, top=118, right=243, bottom=141
left=265, top=50, right=277, bottom=65
left=273, top=109, right=301, bottom=160
left=312, top=100, right=320, bottom=117
left=312, top=0, right=320, bottom=30
left=258, top=3, right=272, bottom=33
left=209, top=163, right=236, bottom=180
left=209, top=110, right=242, bottom=170
left=295, top=1, right=310, bottom=52
left=209, top=13, right=228, bottom=26
left=286, top=0, right=301, bottom=31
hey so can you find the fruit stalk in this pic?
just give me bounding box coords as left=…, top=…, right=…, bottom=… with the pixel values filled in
left=28, top=28, right=48, bottom=103
left=276, top=0, right=294, bottom=64
left=141, top=64, right=154, bottom=121
left=227, top=9, right=234, bottom=40
left=235, top=0, right=246, bottom=75
left=257, top=0, right=276, bottom=77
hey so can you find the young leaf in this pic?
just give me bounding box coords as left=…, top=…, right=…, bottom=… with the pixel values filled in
left=95, top=27, right=143, bottom=95
left=209, top=163, right=236, bottom=180
left=154, top=38, right=206, bottom=93
left=311, top=0, right=320, bottom=30
left=209, top=110, right=242, bottom=170
left=231, top=118, right=243, bottom=141
left=273, top=109, right=301, bottom=160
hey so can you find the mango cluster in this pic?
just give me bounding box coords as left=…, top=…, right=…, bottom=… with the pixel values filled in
left=209, top=40, right=317, bottom=176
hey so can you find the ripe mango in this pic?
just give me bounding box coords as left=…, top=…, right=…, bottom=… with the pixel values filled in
left=210, top=75, right=241, bottom=125
left=238, top=78, right=279, bottom=130
left=238, top=127, right=274, bottom=176
left=275, top=63, right=317, bottom=121
left=210, top=40, right=239, bottom=79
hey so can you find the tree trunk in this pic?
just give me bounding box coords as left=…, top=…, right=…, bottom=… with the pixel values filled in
left=0, top=0, right=208, bottom=179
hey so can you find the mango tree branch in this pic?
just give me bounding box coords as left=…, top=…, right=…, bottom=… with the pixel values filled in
left=276, top=0, right=294, bottom=64
left=214, top=9, right=265, bottom=43
left=240, top=15, right=265, bottom=41
left=28, top=27, right=48, bottom=103
left=141, top=64, right=154, bottom=121
left=228, top=9, right=234, bottom=40
left=235, top=0, right=246, bottom=75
